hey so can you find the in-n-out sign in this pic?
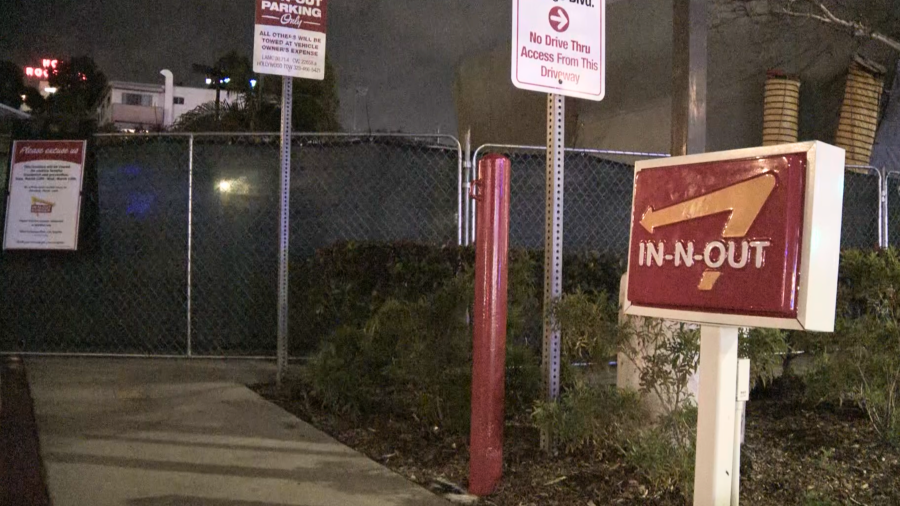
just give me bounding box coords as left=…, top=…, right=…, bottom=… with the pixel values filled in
left=624, top=142, right=846, bottom=331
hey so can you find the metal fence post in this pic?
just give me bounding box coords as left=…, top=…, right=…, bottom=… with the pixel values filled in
left=277, top=78, right=293, bottom=386
left=541, top=94, right=565, bottom=452
left=187, top=134, right=194, bottom=357
left=882, top=168, right=890, bottom=248
left=464, top=128, right=472, bottom=246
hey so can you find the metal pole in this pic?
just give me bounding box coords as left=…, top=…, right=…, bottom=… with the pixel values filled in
left=881, top=169, right=889, bottom=248
left=671, top=0, right=708, bottom=156
left=693, top=325, right=739, bottom=506
left=541, top=93, right=565, bottom=452
left=186, top=135, right=194, bottom=357
left=468, top=154, right=511, bottom=496
left=276, top=77, right=293, bottom=387
left=464, top=128, right=472, bottom=246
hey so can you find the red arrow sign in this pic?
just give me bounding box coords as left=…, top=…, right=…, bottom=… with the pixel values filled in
left=549, top=7, right=569, bottom=32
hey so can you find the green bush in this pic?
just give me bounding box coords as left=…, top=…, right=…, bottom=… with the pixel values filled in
left=292, top=242, right=474, bottom=355
left=532, top=382, right=646, bottom=452
left=303, top=246, right=552, bottom=433
left=623, top=406, right=697, bottom=501
left=805, top=248, right=900, bottom=443
left=292, top=242, right=627, bottom=355
left=740, top=327, right=789, bottom=388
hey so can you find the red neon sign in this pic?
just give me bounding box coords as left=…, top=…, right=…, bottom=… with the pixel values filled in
left=24, top=59, right=59, bottom=80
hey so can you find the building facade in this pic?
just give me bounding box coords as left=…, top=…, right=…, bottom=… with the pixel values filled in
left=98, top=70, right=237, bottom=131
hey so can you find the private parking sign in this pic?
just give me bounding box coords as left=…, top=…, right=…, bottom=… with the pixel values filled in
left=511, top=0, right=606, bottom=100
left=624, top=142, right=846, bottom=331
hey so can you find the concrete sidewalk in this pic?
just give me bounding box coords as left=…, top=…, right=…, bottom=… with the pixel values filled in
left=27, top=358, right=449, bottom=506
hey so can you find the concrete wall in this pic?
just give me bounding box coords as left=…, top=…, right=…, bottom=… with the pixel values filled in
left=172, top=86, right=221, bottom=119
left=455, top=0, right=897, bottom=153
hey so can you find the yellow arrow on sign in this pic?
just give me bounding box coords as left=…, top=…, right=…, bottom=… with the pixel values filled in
left=639, top=173, right=777, bottom=238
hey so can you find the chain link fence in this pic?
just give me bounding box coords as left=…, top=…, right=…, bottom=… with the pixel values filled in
left=0, top=133, right=460, bottom=356
left=189, top=133, right=461, bottom=356
left=842, top=166, right=883, bottom=250
left=470, top=145, right=665, bottom=256
left=0, top=133, right=892, bottom=357
left=471, top=149, right=886, bottom=255
left=886, top=171, right=900, bottom=248
left=1, top=135, right=190, bottom=354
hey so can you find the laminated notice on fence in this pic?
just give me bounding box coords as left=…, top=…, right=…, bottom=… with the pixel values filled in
left=253, top=0, right=328, bottom=80
left=3, top=140, right=86, bottom=251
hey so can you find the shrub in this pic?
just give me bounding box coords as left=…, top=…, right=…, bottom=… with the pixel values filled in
left=305, top=259, right=546, bottom=434
left=532, top=382, right=646, bottom=453
left=293, top=242, right=628, bottom=355
left=623, top=406, right=697, bottom=501
left=304, top=326, right=388, bottom=417
left=740, top=327, right=789, bottom=388
left=292, top=242, right=474, bottom=355
left=805, top=248, right=900, bottom=443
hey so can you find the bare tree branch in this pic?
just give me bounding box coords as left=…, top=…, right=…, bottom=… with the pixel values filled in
left=779, top=0, right=900, bottom=52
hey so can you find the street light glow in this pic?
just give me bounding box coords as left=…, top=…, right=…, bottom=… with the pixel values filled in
left=205, top=78, right=212, bottom=85
left=218, top=180, right=233, bottom=193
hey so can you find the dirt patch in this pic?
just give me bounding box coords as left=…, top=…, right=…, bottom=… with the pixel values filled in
left=254, top=377, right=900, bottom=505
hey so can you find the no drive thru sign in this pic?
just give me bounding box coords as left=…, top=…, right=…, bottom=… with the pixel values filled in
left=624, top=142, right=846, bottom=332
left=512, top=0, right=606, bottom=100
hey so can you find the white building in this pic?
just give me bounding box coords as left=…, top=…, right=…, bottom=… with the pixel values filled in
left=98, top=70, right=238, bottom=131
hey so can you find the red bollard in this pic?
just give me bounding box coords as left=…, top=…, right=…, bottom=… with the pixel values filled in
left=468, top=154, right=511, bottom=496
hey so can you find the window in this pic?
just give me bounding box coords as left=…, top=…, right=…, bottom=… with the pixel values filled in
left=122, top=93, right=152, bottom=107
left=173, top=97, right=185, bottom=105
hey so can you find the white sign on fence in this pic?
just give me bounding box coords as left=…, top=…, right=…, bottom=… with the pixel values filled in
left=4, top=140, right=86, bottom=250
left=253, top=0, right=328, bottom=80
left=511, top=0, right=606, bottom=101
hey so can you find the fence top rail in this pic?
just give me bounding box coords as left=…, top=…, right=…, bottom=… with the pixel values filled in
left=472, top=143, right=671, bottom=160
left=846, top=165, right=881, bottom=177
left=93, top=130, right=460, bottom=144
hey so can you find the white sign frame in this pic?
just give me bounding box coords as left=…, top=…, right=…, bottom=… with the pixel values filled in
left=3, top=140, right=86, bottom=251
left=511, top=0, right=606, bottom=101
left=623, top=141, right=846, bottom=332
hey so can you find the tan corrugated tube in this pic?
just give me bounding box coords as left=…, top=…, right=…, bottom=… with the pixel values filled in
left=763, top=71, right=801, bottom=146
left=835, top=57, right=885, bottom=165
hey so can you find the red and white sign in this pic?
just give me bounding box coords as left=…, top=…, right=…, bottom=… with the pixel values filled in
left=548, top=7, right=569, bottom=32
left=4, top=140, right=86, bottom=251
left=511, top=0, right=605, bottom=101
left=252, top=0, right=328, bottom=80
left=624, top=142, right=846, bottom=331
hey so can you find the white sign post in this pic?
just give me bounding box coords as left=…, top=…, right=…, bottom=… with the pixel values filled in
left=252, top=0, right=329, bottom=386
left=4, top=140, right=86, bottom=251
left=511, top=0, right=606, bottom=452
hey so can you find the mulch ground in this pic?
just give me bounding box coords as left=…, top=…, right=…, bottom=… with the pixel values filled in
left=256, top=376, right=900, bottom=506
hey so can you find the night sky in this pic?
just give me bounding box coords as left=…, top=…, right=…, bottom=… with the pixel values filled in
left=0, top=0, right=513, bottom=133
